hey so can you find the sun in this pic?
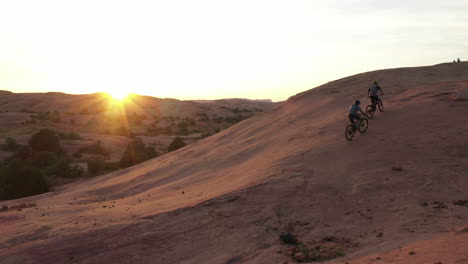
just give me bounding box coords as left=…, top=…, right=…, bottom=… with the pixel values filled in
left=107, top=90, right=130, bottom=101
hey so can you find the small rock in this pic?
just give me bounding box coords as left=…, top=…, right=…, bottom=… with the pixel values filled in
left=409, top=251, right=415, bottom=255
left=376, top=232, right=383, bottom=238
left=392, top=167, right=403, bottom=171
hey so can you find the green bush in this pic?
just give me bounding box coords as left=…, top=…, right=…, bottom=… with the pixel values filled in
left=29, top=129, right=61, bottom=153
left=87, top=158, right=106, bottom=175
left=78, top=141, right=108, bottom=156
left=48, top=158, right=83, bottom=178
left=1, top=167, right=49, bottom=200
left=87, top=159, right=121, bottom=176
left=168, top=137, right=186, bottom=152
left=0, top=137, right=20, bottom=152
left=178, top=127, right=189, bottom=135
left=30, top=151, right=58, bottom=168
left=279, top=233, right=298, bottom=245
left=119, top=138, right=158, bottom=168
left=15, top=145, right=32, bottom=160
left=58, top=131, right=82, bottom=140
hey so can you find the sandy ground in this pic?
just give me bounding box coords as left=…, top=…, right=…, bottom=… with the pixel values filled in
left=0, top=62, right=468, bottom=264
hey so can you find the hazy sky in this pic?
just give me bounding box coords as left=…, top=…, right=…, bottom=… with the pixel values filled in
left=0, top=0, right=467, bottom=101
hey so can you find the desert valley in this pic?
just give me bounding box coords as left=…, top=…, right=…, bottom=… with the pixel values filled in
left=0, top=62, right=467, bottom=263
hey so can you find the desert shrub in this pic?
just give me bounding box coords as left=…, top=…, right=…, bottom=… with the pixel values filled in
left=87, top=158, right=106, bottom=175
left=58, top=131, right=82, bottom=140
left=178, top=127, right=189, bottom=136
left=230, top=107, right=241, bottom=114
left=29, top=129, right=61, bottom=153
left=15, top=145, right=32, bottom=160
left=119, top=138, right=158, bottom=168
left=47, top=158, right=83, bottom=178
left=148, top=126, right=173, bottom=135
left=177, top=121, right=188, bottom=130
left=72, top=152, right=82, bottom=159
left=104, top=161, right=120, bottom=171
left=1, top=167, right=49, bottom=200
left=168, top=137, right=186, bottom=152
left=78, top=141, right=108, bottom=156
left=87, top=159, right=120, bottom=176
left=212, top=117, right=223, bottom=123
left=26, top=151, right=82, bottom=178
left=177, top=122, right=189, bottom=135
left=30, top=151, right=58, bottom=168
left=1, top=137, right=20, bottom=152
left=279, top=233, right=298, bottom=245
left=0, top=168, right=8, bottom=200
left=184, top=118, right=196, bottom=126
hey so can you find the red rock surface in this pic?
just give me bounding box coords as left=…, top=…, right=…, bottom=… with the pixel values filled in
left=1, top=62, right=467, bottom=264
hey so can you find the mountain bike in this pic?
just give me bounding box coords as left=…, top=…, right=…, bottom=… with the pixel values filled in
left=365, top=96, right=384, bottom=119
left=345, top=114, right=368, bottom=141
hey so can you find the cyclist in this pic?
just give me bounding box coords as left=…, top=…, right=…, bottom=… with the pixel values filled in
left=368, top=81, right=384, bottom=110
left=348, top=100, right=366, bottom=130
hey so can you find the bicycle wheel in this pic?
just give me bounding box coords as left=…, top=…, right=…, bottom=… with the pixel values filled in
left=366, top=105, right=374, bottom=119
left=345, top=124, right=354, bottom=141
left=378, top=100, right=384, bottom=112
left=358, top=118, right=368, bottom=133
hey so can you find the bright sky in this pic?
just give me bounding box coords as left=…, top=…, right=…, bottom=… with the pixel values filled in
left=0, top=0, right=467, bottom=101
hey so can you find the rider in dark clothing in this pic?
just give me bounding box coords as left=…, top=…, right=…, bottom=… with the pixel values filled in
left=348, top=100, right=366, bottom=126
left=368, top=81, right=384, bottom=110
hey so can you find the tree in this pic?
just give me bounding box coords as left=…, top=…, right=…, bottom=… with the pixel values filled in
left=87, top=158, right=106, bottom=175
left=3, top=167, right=49, bottom=200
left=119, top=138, right=158, bottom=168
left=168, top=137, right=186, bottom=152
left=29, top=129, right=61, bottom=153
left=1, top=137, right=19, bottom=152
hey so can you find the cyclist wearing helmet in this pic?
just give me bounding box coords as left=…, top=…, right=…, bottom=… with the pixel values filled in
left=368, top=81, right=384, bottom=110
left=348, top=99, right=366, bottom=126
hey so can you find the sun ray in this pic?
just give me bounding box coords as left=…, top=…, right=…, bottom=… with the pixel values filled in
left=108, top=90, right=130, bottom=101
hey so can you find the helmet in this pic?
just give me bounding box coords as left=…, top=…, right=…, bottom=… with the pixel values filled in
left=373, top=80, right=378, bottom=84
left=354, top=100, right=360, bottom=105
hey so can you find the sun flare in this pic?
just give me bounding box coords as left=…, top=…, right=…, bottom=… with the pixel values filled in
left=107, top=90, right=130, bottom=101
